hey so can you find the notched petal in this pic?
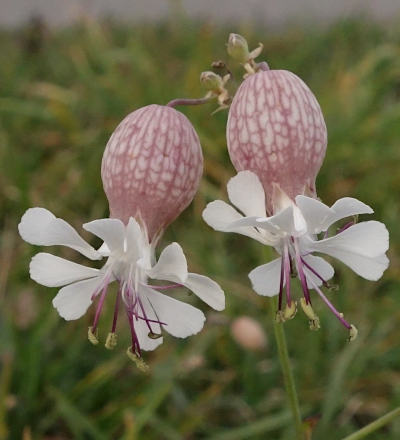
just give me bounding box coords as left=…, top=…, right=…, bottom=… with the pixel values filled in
left=227, top=171, right=266, bottom=217
left=184, top=273, right=225, bottom=311
left=148, top=242, right=188, bottom=283
left=19, top=208, right=101, bottom=260
left=30, top=253, right=100, bottom=287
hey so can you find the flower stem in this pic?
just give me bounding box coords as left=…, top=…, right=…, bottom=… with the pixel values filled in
left=166, top=97, right=211, bottom=108
left=269, top=295, right=304, bottom=439
left=342, top=407, right=400, bottom=440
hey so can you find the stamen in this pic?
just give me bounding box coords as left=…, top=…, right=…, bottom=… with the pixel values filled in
left=91, top=272, right=112, bottom=333
left=336, top=221, right=354, bottom=235
left=289, top=255, right=297, bottom=278
left=300, top=257, right=330, bottom=288
left=300, top=298, right=320, bottom=331
left=137, top=297, right=165, bottom=340
left=284, top=301, right=297, bottom=320
left=126, top=347, right=150, bottom=372
left=307, top=277, right=351, bottom=330
left=126, top=308, right=141, bottom=357
left=138, top=296, right=156, bottom=334
left=105, top=332, right=118, bottom=350
left=348, top=325, right=358, bottom=342
left=293, top=238, right=312, bottom=305
left=88, top=326, right=99, bottom=345
left=283, top=243, right=292, bottom=306
left=111, top=287, right=121, bottom=334
left=278, top=254, right=285, bottom=311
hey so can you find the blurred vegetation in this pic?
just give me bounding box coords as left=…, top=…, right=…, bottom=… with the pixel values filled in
left=0, top=14, right=400, bottom=440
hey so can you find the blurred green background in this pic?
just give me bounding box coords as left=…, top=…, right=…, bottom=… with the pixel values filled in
left=0, top=13, right=400, bottom=440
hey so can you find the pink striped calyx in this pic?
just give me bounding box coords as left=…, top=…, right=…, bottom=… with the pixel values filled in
left=227, top=70, right=327, bottom=214
left=102, top=104, right=203, bottom=242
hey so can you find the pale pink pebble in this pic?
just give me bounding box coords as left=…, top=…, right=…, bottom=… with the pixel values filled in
left=102, top=104, right=203, bottom=241
left=227, top=70, right=327, bottom=214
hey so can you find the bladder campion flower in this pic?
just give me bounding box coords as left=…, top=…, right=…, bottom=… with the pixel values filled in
left=203, top=69, right=389, bottom=339
left=19, top=104, right=225, bottom=368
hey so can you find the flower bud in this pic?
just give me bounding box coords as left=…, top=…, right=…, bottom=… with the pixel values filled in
left=102, top=105, right=203, bottom=241
left=227, top=33, right=250, bottom=64
left=200, top=71, right=223, bottom=91
left=227, top=70, right=327, bottom=213
left=231, top=316, right=267, bottom=351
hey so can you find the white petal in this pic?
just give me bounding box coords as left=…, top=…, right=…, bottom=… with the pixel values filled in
left=184, top=273, right=225, bottom=311
left=295, top=196, right=334, bottom=234
left=142, top=286, right=205, bottom=338
left=97, top=242, right=111, bottom=257
left=248, top=258, right=282, bottom=296
left=310, top=221, right=389, bottom=258
left=19, top=208, right=101, bottom=260
left=229, top=215, right=275, bottom=232
left=148, top=242, right=188, bottom=283
left=52, top=276, right=105, bottom=320
left=301, top=255, right=334, bottom=288
left=83, top=218, right=125, bottom=253
left=202, top=200, right=267, bottom=244
left=327, top=197, right=373, bottom=229
left=126, top=217, right=145, bottom=257
left=305, top=221, right=389, bottom=280
left=30, top=253, right=100, bottom=287
left=227, top=171, right=266, bottom=217
left=256, top=206, right=306, bottom=237
left=322, top=251, right=387, bottom=281
left=296, top=195, right=374, bottom=233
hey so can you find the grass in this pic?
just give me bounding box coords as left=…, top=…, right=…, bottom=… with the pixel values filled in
left=0, top=15, right=400, bottom=439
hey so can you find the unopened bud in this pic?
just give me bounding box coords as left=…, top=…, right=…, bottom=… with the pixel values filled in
left=348, top=324, right=358, bottom=342
left=126, top=347, right=150, bottom=373
left=231, top=316, right=267, bottom=351
left=88, top=326, right=99, bottom=345
left=300, top=298, right=321, bottom=331
left=200, top=71, right=223, bottom=91
left=105, top=332, right=118, bottom=349
left=227, top=33, right=250, bottom=63
left=284, top=301, right=297, bottom=320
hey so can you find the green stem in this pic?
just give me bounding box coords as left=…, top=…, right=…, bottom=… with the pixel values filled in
left=342, top=407, right=400, bottom=440
left=269, top=296, right=304, bottom=439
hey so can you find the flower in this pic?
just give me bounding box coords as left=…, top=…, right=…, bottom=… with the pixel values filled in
left=203, top=171, right=389, bottom=339
left=19, top=207, right=224, bottom=369
left=18, top=103, right=225, bottom=368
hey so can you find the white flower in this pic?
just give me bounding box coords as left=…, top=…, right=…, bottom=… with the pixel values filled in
left=19, top=208, right=225, bottom=364
left=203, top=171, right=389, bottom=338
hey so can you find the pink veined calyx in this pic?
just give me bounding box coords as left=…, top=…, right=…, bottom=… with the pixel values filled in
left=203, top=65, right=389, bottom=340
left=19, top=104, right=225, bottom=369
